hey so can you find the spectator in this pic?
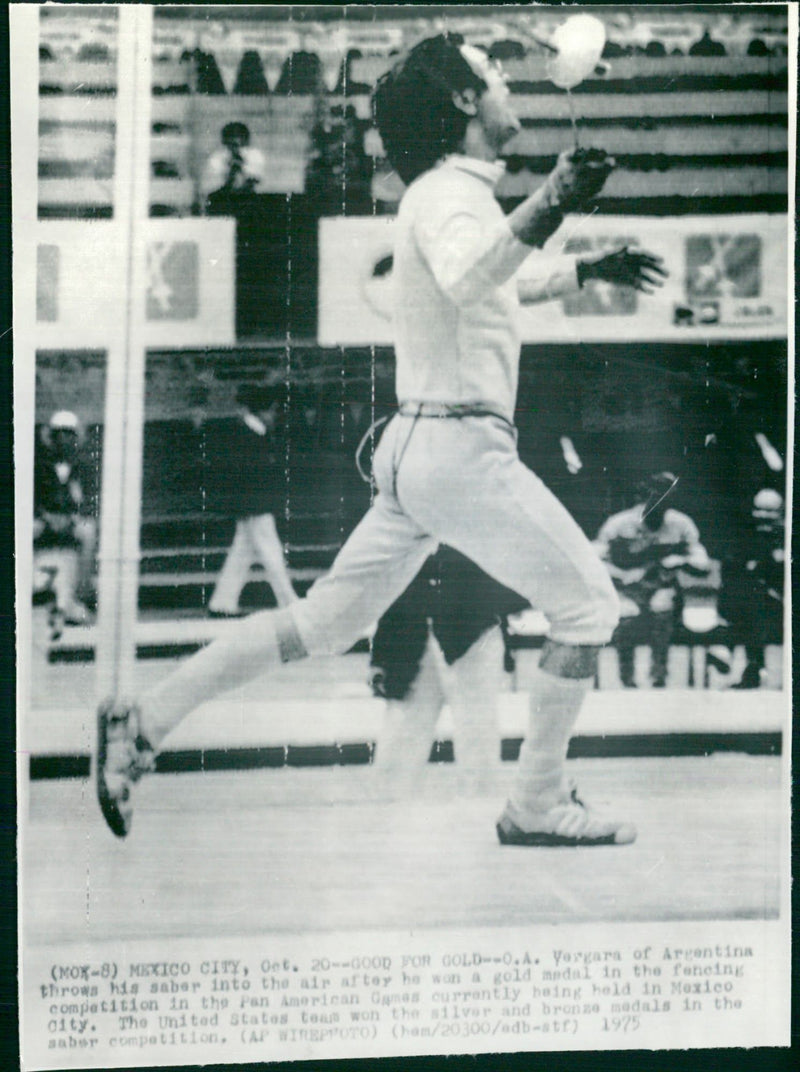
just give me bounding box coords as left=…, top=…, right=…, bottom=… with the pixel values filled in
left=595, top=472, right=710, bottom=687
left=181, top=48, right=226, bottom=95
left=33, top=410, right=97, bottom=633
left=207, top=384, right=295, bottom=617
left=689, top=29, right=727, bottom=56
left=274, top=50, right=321, bottom=95
left=200, top=122, right=267, bottom=213
left=306, top=104, right=373, bottom=216
left=233, top=51, right=270, bottom=95
left=340, top=48, right=370, bottom=95
left=718, top=488, right=785, bottom=689
left=200, top=122, right=268, bottom=336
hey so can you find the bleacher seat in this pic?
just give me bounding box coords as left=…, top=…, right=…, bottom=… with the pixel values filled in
left=37, top=7, right=788, bottom=219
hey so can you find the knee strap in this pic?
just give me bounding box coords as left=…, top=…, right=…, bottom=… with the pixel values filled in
left=539, top=639, right=600, bottom=679
left=274, top=608, right=309, bottom=663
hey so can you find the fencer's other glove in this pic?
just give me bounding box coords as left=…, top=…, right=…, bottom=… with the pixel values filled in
left=577, top=245, right=669, bottom=293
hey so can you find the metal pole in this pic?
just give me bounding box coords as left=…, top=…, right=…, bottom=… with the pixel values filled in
left=11, top=2, right=43, bottom=756
left=95, top=4, right=154, bottom=701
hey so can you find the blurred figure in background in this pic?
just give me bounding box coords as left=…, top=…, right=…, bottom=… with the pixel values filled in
left=718, top=488, right=785, bottom=689
left=207, top=384, right=296, bottom=617
left=595, top=472, right=710, bottom=687
left=200, top=122, right=266, bottom=214
left=201, top=122, right=267, bottom=337
left=306, top=103, right=373, bottom=216
left=33, top=410, right=97, bottom=635
left=369, top=546, right=526, bottom=798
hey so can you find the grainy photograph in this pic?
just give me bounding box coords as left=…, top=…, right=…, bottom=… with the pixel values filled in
left=13, top=3, right=793, bottom=1068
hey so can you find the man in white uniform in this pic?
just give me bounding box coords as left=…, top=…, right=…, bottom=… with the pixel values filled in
left=97, top=34, right=666, bottom=844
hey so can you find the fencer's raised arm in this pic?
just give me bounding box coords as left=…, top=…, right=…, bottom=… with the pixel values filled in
left=412, top=147, right=627, bottom=308
left=507, top=147, right=613, bottom=247
left=411, top=149, right=613, bottom=308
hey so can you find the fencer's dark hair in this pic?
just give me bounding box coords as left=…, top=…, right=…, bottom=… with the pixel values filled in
left=372, top=33, right=488, bottom=185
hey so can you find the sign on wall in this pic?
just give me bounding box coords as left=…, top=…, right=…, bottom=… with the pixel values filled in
left=318, top=214, right=788, bottom=346
left=34, top=217, right=236, bottom=348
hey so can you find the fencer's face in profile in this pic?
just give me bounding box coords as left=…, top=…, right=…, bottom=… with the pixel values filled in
left=460, top=45, right=521, bottom=155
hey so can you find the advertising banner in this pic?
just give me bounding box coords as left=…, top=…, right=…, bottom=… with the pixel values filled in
left=318, top=214, right=788, bottom=346
left=34, top=217, right=236, bottom=349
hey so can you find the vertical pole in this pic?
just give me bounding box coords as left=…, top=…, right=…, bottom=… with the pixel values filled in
left=187, top=29, right=202, bottom=215
left=95, top=5, right=154, bottom=701
left=785, top=4, right=797, bottom=709
left=11, top=3, right=43, bottom=757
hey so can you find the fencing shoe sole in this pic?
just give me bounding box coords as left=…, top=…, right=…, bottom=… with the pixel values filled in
left=96, top=699, right=154, bottom=838
left=496, top=791, right=636, bottom=847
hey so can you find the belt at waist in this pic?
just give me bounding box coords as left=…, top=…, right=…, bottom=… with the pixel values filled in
left=398, top=401, right=513, bottom=427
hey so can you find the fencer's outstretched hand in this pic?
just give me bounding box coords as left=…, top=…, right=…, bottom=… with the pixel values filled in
left=549, top=147, right=615, bottom=210
left=579, top=246, right=668, bottom=293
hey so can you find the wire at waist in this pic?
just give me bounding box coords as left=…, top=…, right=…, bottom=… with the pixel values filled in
left=397, top=401, right=515, bottom=428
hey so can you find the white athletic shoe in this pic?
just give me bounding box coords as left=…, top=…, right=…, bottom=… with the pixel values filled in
left=96, top=700, right=155, bottom=838
left=496, top=786, right=636, bottom=847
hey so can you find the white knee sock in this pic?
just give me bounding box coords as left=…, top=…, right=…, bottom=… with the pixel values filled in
left=371, top=640, right=444, bottom=800
left=449, top=627, right=504, bottom=795
left=508, top=667, right=592, bottom=815
left=140, top=609, right=284, bottom=749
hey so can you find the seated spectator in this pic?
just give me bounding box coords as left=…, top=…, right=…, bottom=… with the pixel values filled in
left=233, top=50, right=270, bottom=95
left=340, top=48, right=370, bottom=95
left=689, top=28, right=727, bottom=56
left=274, top=50, right=321, bottom=95
left=306, top=104, right=373, bottom=216
left=595, top=472, right=710, bottom=687
left=718, top=488, right=785, bottom=688
left=33, top=410, right=97, bottom=633
left=181, top=48, right=226, bottom=95
left=602, top=39, right=630, bottom=58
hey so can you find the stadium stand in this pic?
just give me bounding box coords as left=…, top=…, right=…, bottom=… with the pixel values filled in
left=37, top=7, right=789, bottom=218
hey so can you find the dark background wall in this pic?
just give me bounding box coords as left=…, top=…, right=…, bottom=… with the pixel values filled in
left=34, top=338, right=787, bottom=566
